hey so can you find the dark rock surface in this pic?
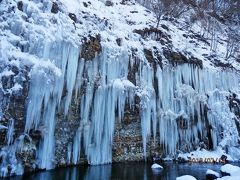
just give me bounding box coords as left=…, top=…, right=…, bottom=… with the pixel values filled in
left=69, top=13, right=77, bottom=23
left=206, top=173, right=219, bottom=180
left=105, top=0, right=114, bottom=6
left=51, top=2, right=59, bottom=14
left=81, top=35, right=102, bottom=61
left=163, top=49, right=203, bottom=68
left=17, top=1, right=23, bottom=12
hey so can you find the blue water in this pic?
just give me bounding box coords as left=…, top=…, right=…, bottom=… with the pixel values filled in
left=4, top=162, right=240, bottom=180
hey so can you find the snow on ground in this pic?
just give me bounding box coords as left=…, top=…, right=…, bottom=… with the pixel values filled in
left=61, top=0, right=81, bottom=13
left=1, top=0, right=238, bottom=75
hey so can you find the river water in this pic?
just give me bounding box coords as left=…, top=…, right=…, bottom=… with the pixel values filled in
left=5, top=162, right=240, bottom=180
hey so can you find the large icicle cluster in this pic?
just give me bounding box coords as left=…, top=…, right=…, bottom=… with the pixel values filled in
left=139, top=64, right=239, bottom=156
left=71, top=47, right=135, bottom=165
left=23, top=42, right=136, bottom=168
left=1, top=38, right=240, bottom=176
left=25, top=41, right=80, bottom=169
left=24, top=38, right=240, bottom=170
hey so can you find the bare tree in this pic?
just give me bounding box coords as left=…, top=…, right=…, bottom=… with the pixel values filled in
left=226, top=28, right=240, bottom=60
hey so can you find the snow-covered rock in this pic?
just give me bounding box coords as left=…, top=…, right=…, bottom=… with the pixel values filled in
left=178, top=147, right=231, bottom=163
left=221, top=164, right=240, bottom=176
left=176, top=175, right=197, bottom=180
left=151, top=163, right=163, bottom=169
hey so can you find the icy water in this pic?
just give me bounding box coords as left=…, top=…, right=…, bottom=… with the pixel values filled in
left=5, top=162, right=240, bottom=180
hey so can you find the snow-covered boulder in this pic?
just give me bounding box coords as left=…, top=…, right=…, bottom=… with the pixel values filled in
left=176, top=175, right=197, bottom=180
left=151, top=163, right=163, bottom=169
left=220, top=164, right=240, bottom=176
left=206, top=169, right=220, bottom=180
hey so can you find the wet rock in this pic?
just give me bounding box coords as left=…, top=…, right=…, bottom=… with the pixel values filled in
left=228, top=93, right=240, bottom=130
left=133, top=28, right=170, bottom=42
left=69, top=13, right=77, bottom=23
left=163, top=49, right=203, bottom=68
left=176, top=115, right=188, bottom=129
left=116, top=38, right=122, bottom=46
left=144, top=49, right=154, bottom=63
left=177, top=156, right=188, bottom=163
left=161, top=24, right=169, bottom=31
left=220, top=155, right=227, bottom=163
left=0, top=66, right=29, bottom=148
left=130, top=11, right=138, bottom=13
left=112, top=99, right=162, bottom=163
left=11, top=66, right=19, bottom=75
left=206, top=174, right=218, bottom=180
left=29, top=129, right=42, bottom=142
left=81, top=34, right=102, bottom=61
left=188, top=31, right=210, bottom=46
left=1, top=75, right=14, bottom=90
left=16, top=141, right=36, bottom=173
left=54, top=95, right=81, bottom=166
left=206, top=169, right=220, bottom=180
left=105, top=0, right=114, bottom=6
left=17, top=1, right=23, bottom=12
left=83, top=2, right=88, bottom=7
left=51, top=2, right=59, bottom=14
left=143, top=48, right=162, bottom=69
left=213, top=60, right=233, bottom=69
left=127, top=49, right=140, bottom=85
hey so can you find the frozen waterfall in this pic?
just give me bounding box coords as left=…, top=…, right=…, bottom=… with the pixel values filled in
left=19, top=42, right=240, bottom=167
left=1, top=42, right=240, bottom=176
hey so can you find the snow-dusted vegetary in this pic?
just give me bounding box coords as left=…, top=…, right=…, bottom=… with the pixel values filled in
left=0, top=0, right=240, bottom=177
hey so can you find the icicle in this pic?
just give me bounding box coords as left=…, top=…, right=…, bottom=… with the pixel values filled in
left=0, top=135, right=25, bottom=177
left=137, top=61, right=156, bottom=158
left=71, top=46, right=133, bottom=165
left=139, top=63, right=240, bottom=157
left=37, top=99, right=57, bottom=170
left=72, top=127, right=82, bottom=165
left=6, top=118, right=14, bottom=145
left=20, top=36, right=240, bottom=172
left=24, top=41, right=82, bottom=170
left=64, top=46, right=80, bottom=115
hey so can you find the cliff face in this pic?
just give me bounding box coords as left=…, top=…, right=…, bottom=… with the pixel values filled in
left=1, top=0, right=240, bottom=177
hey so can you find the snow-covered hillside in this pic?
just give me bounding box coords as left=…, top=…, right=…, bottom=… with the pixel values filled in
left=0, top=0, right=240, bottom=177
